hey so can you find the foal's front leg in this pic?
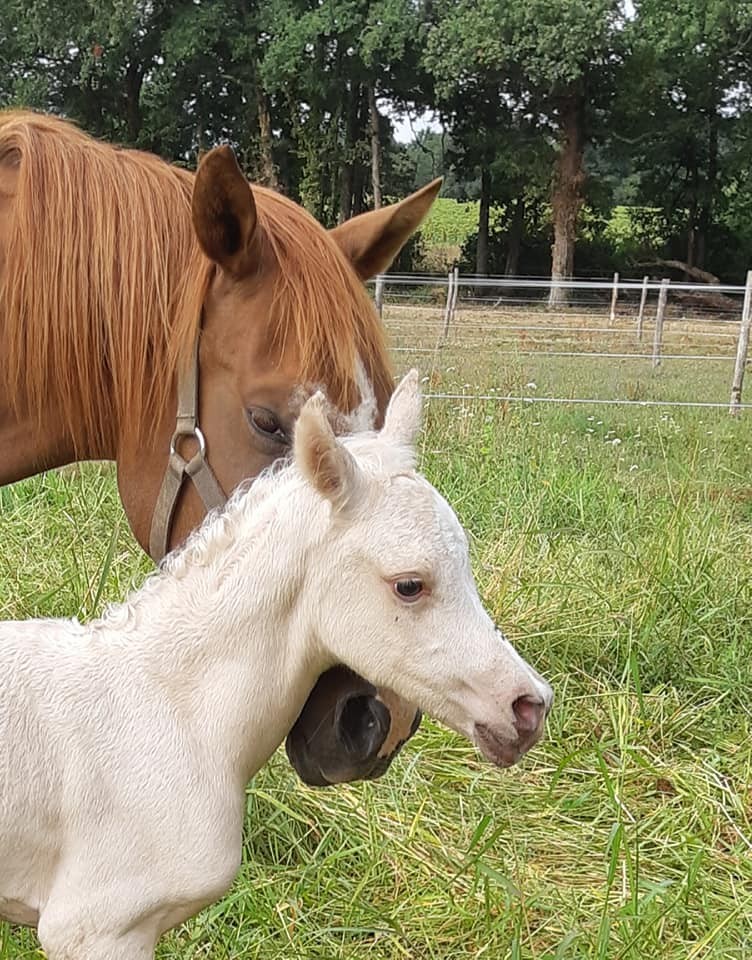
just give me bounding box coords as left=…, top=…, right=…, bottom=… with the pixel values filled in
left=40, top=932, right=156, bottom=960
left=38, top=908, right=158, bottom=960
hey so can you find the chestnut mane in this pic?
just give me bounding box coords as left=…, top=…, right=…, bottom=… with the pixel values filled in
left=0, top=111, right=391, bottom=451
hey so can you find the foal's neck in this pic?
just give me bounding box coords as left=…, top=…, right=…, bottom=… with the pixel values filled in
left=105, top=476, right=329, bottom=784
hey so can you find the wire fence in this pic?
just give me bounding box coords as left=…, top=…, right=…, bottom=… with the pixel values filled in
left=368, top=271, right=752, bottom=413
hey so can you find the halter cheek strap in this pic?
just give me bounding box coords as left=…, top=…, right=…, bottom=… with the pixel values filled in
left=148, top=335, right=227, bottom=563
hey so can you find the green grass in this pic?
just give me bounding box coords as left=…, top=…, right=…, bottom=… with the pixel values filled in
left=2, top=337, right=752, bottom=958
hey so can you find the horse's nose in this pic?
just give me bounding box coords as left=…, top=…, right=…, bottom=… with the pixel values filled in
left=337, top=694, right=390, bottom=758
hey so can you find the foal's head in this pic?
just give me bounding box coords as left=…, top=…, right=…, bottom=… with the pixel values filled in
left=292, top=372, right=554, bottom=768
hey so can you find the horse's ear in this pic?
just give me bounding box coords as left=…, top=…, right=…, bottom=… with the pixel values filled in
left=192, top=145, right=258, bottom=277
left=330, top=179, right=442, bottom=280
left=380, top=369, right=422, bottom=450
left=295, top=394, right=363, bottom=512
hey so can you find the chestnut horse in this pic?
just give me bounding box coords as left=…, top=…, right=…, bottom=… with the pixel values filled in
left=0, top=110, right=439, bottom=785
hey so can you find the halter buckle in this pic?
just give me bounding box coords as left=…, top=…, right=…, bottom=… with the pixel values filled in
left=170, top=426, right=207, bottom=461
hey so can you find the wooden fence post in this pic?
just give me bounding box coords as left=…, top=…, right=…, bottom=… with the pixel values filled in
left=442, top=269, right=454, bottom=339
left=450, top=266, right=460, bottom=325
left=652, top=278, right=669, bottom=367
left=637, top=275, right=649, bottom=341
left=729, top=269, right=752, bottom=415
left=609, top=272, right=619, bottom=325
left=374, top=274, right=385, bottom=319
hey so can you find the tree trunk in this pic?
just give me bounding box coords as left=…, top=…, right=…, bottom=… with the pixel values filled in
left=549, top=87, right=586, bottom=307
left=505, top=196, right=525, bottom=276
left=124, top=62, right=143, bottom=144
left=686, top=220, right=696, bottom=276
left=337, top=83, right=360, bottom=223
left=196, top=105, right=205, bottom=161
left=685, top=143, right=699, bottom=278
left=639, top=258, right=719, bottom=285
left=338, top=166, right=354, bottom=223
left=352, top=164, right=367, bottom=216
left=256, top=88, right=279, bottom=190
left=696, top=111, right=719, bottom=273
left=476, top=166, right=491, bottom=277
left=368, top=83, right=382, bottom=210
left=369, top=86, right=385, bottom=315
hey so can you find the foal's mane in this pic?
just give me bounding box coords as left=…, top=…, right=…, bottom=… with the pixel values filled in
left=0, top=111, right=391, bottom=451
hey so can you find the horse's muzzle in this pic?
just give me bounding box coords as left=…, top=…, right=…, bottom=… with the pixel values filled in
left=285, top=666, right=419, bottom=787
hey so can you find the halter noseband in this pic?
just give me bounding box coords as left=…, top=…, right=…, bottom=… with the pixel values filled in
left=148, top=335, right=227, bottom=562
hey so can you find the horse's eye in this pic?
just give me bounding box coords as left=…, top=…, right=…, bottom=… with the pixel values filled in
left=247, top=407, right=287, bottom=444
left=393, top=578, right=424, bottom=602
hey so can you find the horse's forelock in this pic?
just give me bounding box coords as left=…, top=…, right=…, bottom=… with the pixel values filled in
left=252, top=188, right=393, bottom=416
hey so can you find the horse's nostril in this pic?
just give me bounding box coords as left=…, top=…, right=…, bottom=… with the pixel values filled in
left=337, top=695, right=389, bottom=756
left=512, top=695, right=545, bottom=735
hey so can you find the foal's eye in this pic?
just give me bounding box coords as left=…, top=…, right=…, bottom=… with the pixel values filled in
left=247, top=407, right=287, bottom=444
left=393, top=578, right=424, bottom=602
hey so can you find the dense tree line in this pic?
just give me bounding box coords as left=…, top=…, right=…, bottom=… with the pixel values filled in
left=2, top=0, right=752, bottom=285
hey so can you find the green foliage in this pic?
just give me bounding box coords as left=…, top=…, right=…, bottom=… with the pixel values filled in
left=610, top=0, right=752, bottom=272
left=1, top=0, right=752, bottom=276
left=419, top=197, right=480, bottom=246
left=415, top=197, right=668, bottom=277
left=425, top=0, right=623, bottom=98
left=601, top=207, right=666, bottom=259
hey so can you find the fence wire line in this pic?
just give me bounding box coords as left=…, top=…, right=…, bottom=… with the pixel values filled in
left=422, top=393, right=752, bottom=410
left=386, top=320, right=740, bottom=338
left=392, top=348, right=736, bottom=362
left=386, top=313, right=741, bottom=328
left=371, top=274, right=749, bottom=295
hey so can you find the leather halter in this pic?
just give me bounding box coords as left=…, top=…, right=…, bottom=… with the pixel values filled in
left=148, top=335, right=227, bottom=562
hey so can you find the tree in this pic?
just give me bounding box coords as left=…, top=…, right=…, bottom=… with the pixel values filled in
left=360, top=0, right=432, bottom=209
left=4, top=0, right=752, bottom=284
left=424, top=0, right=624, bottom=299
left=261, top=0, right=427, bottom=222
left=616, top=0, right=752, bottom=275
left=0, top=0, right=179, bottom=145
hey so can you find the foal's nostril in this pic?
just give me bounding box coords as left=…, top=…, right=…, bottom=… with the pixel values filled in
left=512, top=695, right=545, bottom=735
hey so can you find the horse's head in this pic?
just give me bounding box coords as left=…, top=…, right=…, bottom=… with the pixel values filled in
left=291, top=372, right=554, bottom=769
left=116, top=146, right=440, bottom=786
left=144, top=144, right=440, bottom=559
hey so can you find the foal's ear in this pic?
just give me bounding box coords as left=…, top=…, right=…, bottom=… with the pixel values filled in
left=380, top=369, right=422, bottom=450
left=295, top=394, right=363, bottom=512
left=330, top=179, right=442, bottom=280
left=192, top=145, right=259, bottom=277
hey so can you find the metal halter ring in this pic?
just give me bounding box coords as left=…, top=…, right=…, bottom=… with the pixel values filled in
left=170, top=426, right=207, bottom=460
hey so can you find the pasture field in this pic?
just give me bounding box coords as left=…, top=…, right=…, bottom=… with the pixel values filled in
left=2, top=306, right=752, bottom=959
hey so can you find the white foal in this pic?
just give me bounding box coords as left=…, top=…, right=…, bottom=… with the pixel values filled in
left=0, top=370, right=552, bottom=960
